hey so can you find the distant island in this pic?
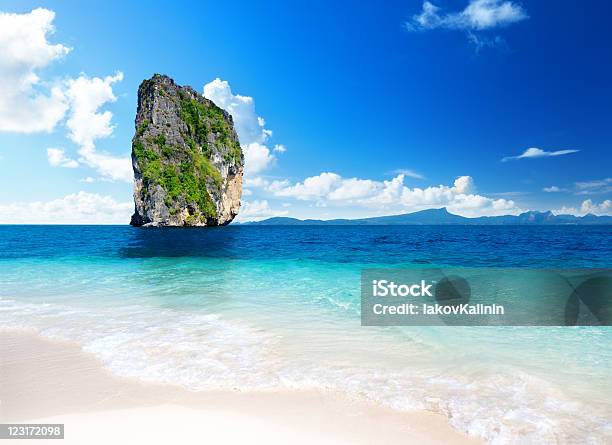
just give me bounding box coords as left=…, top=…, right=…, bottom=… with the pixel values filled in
left=243, top=207, right=612, bottom=225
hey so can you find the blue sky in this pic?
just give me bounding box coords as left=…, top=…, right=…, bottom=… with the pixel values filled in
left=0, top=0, right=610, bottom=222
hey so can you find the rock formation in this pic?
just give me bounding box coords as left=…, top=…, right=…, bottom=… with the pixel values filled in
left=130, top=74, right=243, bottom=227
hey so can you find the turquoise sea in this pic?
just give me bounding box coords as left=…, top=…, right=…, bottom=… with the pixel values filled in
left=0, top=225, right=610, bottom=444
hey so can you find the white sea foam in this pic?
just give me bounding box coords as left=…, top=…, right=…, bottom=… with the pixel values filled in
left=1, top=297, right=610, bottom=444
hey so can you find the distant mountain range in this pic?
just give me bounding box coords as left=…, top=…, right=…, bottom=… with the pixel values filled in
left=243, top=208, right=612, bottom=225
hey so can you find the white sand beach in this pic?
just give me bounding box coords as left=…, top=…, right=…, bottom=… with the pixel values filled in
left=0, top=330, right=482, bottom=445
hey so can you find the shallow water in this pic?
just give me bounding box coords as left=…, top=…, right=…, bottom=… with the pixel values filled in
left=0, top=225, right=610, bottom=444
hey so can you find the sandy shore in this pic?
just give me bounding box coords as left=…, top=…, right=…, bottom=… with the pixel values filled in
left=0, top=330, right=482, bottom=444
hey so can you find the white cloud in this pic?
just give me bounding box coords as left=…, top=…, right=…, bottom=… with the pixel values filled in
left=273, top=172, right=342, bottom=200
left=453, top=175, right=474, bottom=193
left=244, top=176, right=271, bottom=188
left=273, top=144, right=287, bottom=153
left=580, top=199, right=612, bottom=216
left=0, top=9, right=130, bottom=182
left=243, top=176, right=294, bottom=195
left=466, top=32, right=507, bottom=52
left=502, top=147, right=579, bottom=162
left=397, top=176, right=517, bottom=217
left=0, top=191, right=132, bottom=224
left=328, top=178, right=379, bottom=201
left=554, top=199, right=612, bottom=217
left=65, top=73, right=122, bottom=149
left=575, top=178, right=612, bottom=190
left=544, top=178, right=612, bottom=196
left=409, top=1, right=443, bottom=30
left=80, top=177, right=95, bottom=183
left=392, top=168, right=425, bottom=179
left=64, top=72, right=132, bottom=182
left=76, top=148, right=132, bottom=182
left=462, top=0, right=527, bottom=29
left=237, top=199, right=289, bottom=222
left=203, top=78, right=280, bottom=176
left=0, top=8, right=70, bottom=133
left=47, top=147, right=78, bottom=168
left=269, top=173, right=520, bottom=217
left=543, top=186, right=565, bottom=193
left=243, top=142, right=275, bottom=174
left=407, top=0, right=528, bottom=31
left=574, top=178, right=612, bottom=195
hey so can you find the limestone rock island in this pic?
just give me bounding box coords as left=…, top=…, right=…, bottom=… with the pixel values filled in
left=130, top=74, right=243, bottom=227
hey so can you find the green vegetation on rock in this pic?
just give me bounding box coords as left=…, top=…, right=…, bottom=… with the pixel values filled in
left=134, top=137, right=218, bottom=219
left=179, top=93, right=242, bottom=164
left=137, top=120, right=149, bottom=136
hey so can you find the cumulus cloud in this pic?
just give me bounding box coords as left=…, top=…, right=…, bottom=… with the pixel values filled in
left=64, top=72, right=132, bottom=182
left=47, top=147, right=78, bottom=168
left=554, top=199, right=612, bottom=217
left=579, top=199, right=612, bottom=216
left=237, top=199, right=288, bottom=222
left=243, top=142, right=275, bottom=174
left=269, top=173, right=520, bottom=217
left=328, top=178, right=379, bottom=201
left=0, top=9, right=130, bottom=182
left=0, top=191, right=132, bottom=224
left=407, top=0, right=527, bottom=31
left=65, top=73, right=122, bottom=149
left=502, top=147, right=579, bottom=162
left=273, top=172, right=342, bottom=201
left=273, top=144, right=287, bottom=153
left=0, top=8, right=70, bottom=133
left=203, top=78, right=280, bottom=175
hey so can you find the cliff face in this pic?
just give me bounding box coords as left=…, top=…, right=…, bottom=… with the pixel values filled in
left=130, top=74, right=243, bottom=227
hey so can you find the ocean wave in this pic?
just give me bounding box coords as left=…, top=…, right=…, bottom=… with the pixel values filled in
left=1, top=297, right=610, bottom=444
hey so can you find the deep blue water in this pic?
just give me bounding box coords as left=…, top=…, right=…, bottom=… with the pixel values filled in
left=1, top=225, right=610, bottom=267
